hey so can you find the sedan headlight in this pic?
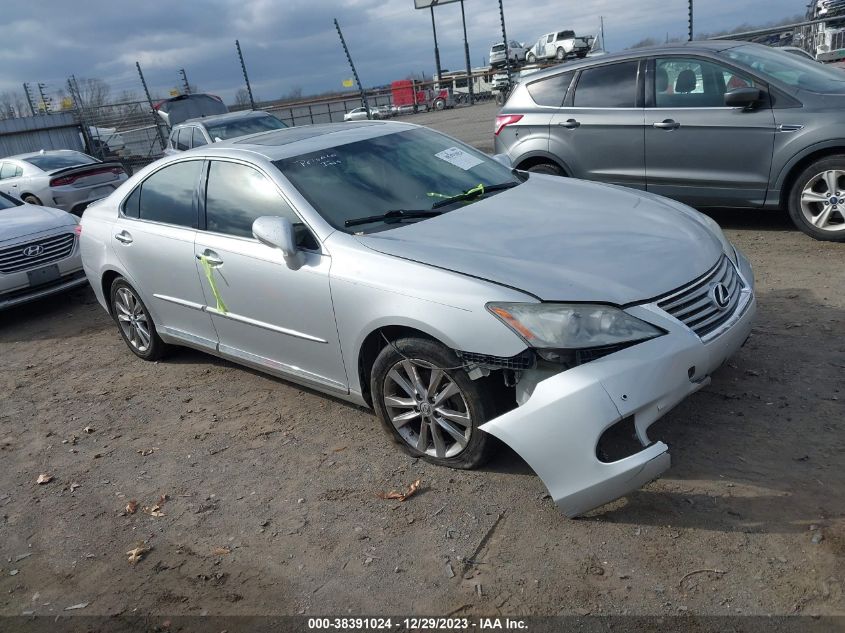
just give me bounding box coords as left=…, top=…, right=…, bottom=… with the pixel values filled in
left=487, top=303, right=664, bottom=355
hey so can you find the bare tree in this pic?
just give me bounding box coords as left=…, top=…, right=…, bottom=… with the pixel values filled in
left=74, top=78, right=112, bottom=109
left=0, top=90, right=30, bottom=119
left=234, top=88, right=252, bottom=108
left=629, top=37, right=659, bottom=49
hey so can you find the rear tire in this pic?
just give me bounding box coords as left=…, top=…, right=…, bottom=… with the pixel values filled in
left=527, top=53, right=536, bottom=63
left=556, top=47, right=565, bottom=61
left=527, top=162, right=564, bottom=176
left=22, top=194, right=42, bottom=205
left=371, top=337, right=498, bottom=469
left=787, top=155, right=845, bottom=241
left=109, top=278, right=169, bottom=361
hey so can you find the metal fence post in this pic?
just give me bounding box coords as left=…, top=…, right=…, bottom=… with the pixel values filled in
left=137, top=62, right=167, bottom=151
left=235, top=39, right=256, bottom=110
left=334, top=18, right=371, bottom=118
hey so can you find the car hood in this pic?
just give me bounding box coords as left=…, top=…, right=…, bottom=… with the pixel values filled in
left=356, top=176, right=723, bottom=304
left=0, top=204, right=76, bottom=243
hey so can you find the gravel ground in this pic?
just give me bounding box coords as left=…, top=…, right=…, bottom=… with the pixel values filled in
left=0, top=102, right=843, bottom=619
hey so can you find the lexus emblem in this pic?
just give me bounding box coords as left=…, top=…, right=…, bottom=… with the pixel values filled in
left=22, top=244, right=44, bottom=257
left=711, top=282, right=731, bottom=310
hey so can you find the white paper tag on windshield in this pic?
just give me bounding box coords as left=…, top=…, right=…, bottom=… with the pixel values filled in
left=435, top=147, right=484, bottom=171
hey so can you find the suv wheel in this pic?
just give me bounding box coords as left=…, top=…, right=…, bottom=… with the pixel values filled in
left=371, top=337, right=498, bottom=469
left=109, top=278, right=169, bottom=360
left=527, top=162, right=564, bottom=176
left=555, top=47, right=565, bottom=61
left=788, top=156, right=845, bottom=241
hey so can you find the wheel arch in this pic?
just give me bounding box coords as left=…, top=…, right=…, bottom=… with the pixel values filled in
left=514, top=152, right=571, bottom=176
left=775, top=142, right=845, bottom=209
left=101, top=269, right=124, bottom=316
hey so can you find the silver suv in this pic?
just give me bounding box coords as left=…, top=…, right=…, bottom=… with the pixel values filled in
left=0, top=192, right=85, bottom=310
left=165, top=111, right=288, bottom=155
left=495, top=40, right=845, bottom=241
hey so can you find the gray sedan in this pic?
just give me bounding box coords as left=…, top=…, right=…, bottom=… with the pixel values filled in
left=495, top=40, right=845, bottom=241
left=0, top=150, right=128, bottom=215
left=80, top=122, right=755, bottom=517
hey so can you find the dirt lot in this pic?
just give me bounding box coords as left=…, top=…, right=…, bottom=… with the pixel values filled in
left=1, top=102, right=843, bottom=620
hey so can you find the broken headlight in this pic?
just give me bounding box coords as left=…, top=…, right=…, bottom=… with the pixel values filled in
left=487, top=302, right=664, bottom=361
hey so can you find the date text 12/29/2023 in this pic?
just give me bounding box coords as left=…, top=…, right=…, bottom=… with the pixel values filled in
left=307, top=617, right=529, bottom=630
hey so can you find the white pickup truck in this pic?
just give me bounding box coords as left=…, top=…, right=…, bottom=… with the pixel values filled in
left=526, top=30, right=590, bottom=63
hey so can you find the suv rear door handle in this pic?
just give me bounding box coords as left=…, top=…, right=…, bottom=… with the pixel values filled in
left=114, top=230, right=133, bottom=244
left=557, top=119, right=580, bottom=129
left=653, top=119, right=680, bottom=130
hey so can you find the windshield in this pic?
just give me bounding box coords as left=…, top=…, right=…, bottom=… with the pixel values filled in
left=722, top=44, right=845, bottom=93
left=274, top=128, right=520, bottom=233
left=0, top=191, right=23, bottom=209
left=23, top=152, right=98, bottom=172
left=206, top=114, right=287, bottom=140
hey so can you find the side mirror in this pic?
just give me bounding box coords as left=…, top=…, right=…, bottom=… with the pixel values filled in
left=724, top=87, right=762, bottom=109
left=252, top=216, right=303, bottom=268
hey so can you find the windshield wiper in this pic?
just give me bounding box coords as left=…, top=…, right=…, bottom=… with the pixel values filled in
left=431, top=181, right=521, bottom=209
left=344, top=209, right=442, bottom=228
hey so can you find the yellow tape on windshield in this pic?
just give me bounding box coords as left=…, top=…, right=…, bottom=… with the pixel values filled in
left=200, top=255, right=228, bottom=314
left=426, top=183, right=485, bottom=202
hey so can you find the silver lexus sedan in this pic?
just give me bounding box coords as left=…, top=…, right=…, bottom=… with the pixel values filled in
left=80, top=122, right=756, bottom=517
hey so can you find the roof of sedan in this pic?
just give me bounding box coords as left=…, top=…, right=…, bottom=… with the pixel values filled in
left=3, top=149, right=88, bottom=160
left=522, top=39, right=748, bottom=82
left=181, top=109, right=272, bottom=126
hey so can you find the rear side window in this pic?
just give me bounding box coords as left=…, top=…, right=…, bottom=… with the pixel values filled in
left=175, top=129, right=190, bottom=151
left=191, top=127, right=208, bottom=147
left=573, top=61, right=639, bottom=108
left=557, top=31, right=575, bottom=40
left=0, top=163, right=16, bottom=179
left=204, top=160, right=317, bottom=249
left=133, top=160, right=203, bottom=227
left=527, top=71, right=574, bottom=107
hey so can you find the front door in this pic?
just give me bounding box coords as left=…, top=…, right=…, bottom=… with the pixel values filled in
left=549, top=60, right=646, bottom=189
left=644, top=56, right=776, bottom=207
left=194, top=159, right=348, bottom=393
left=112, top=158, right=218, bottom=350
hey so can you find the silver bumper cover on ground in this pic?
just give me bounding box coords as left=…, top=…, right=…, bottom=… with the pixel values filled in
left=480, top=251, right=756, bottom=517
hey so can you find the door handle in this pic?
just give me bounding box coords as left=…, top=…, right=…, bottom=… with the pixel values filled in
left=114, top=230, right=133, bottom=244
left=557, top=118, right=580, bottom=129
left=196, top=251, right=224, bottom=266
left=653, top=119, right=680, bottom=130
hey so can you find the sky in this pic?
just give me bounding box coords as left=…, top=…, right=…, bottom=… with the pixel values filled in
left=1, top=0, right=805, bottom=104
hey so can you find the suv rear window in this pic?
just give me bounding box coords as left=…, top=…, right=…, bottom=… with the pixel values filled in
left=527, top=71, right=575, bottom=107
left=492, top=44, right=506, bottom=52
left=573, top=61, right=639, bottom=108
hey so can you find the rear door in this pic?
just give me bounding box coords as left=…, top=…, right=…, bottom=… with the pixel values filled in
left=113, top=159, right=218, bottom=350
left=548, top=59, right=646, bottom=188
left=644, top=56, right=776, bottom=207
left=193, top=159, right=348, bottom=393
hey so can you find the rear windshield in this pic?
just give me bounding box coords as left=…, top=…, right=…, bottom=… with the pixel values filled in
left=205, top=115, right=288, bottom=141
left=492, top=44, right=506, bottom=52
left=23, top=152, right=98, bottom=172
left=0, top=191, right=23, bottom=209
left=557, top=31, right=575, bottom=39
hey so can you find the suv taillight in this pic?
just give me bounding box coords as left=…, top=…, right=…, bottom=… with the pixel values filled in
left=494, top=114, right=523, bottom=136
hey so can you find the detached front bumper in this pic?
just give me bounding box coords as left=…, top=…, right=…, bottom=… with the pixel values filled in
left=480, top=251, right=756, bottom=517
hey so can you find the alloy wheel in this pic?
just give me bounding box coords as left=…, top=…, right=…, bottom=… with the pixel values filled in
left=800, top=169, right=845, bottom=233
left=114, top=287, right=151, bottom=353
left=383, top=359, right=472, bottom=459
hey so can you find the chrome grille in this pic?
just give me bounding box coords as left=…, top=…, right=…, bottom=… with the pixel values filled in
left=657, top=256, right=744, bottom=339
left=0, top=233, right=75, bottom=274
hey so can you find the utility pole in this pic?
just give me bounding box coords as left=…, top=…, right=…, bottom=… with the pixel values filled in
left=137, top=62, right=167, bottom=151
left=688, top=0, right=694, bottom=41
left=498, top=0, right=512, bottom=86
left=235, top=39, right=256, bottom=110
left=22, top=83, right=37, bottom=117
left=179, top=68, right=191, bottom=95
left=600, top=16, right=606, bottom=50
left=334, top=18, right=370, bottom=118
left=459, top=0, right=474, bottom=105
left=430, top=6, right=443, bottom=86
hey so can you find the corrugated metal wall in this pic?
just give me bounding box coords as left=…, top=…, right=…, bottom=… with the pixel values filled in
left=0, top=113, right=84, bottom=158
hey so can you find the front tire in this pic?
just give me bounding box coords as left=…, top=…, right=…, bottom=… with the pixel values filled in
left=526, top=52, right=536, bottom=63
left=109, top=278, right=169, bottom=360
left=788, top=156, right=845, bottom=241
left=371, top=337, right=498, bottom=469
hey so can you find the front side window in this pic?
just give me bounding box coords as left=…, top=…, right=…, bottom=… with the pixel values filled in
left=527, top=71, right=575, bottom=107
left=654, top=58, right=756, bottom=107
left=573, top=61, right=639, bottom=108
left=0, top=163, right=15, bottom=180
left=722, top=44, right=845, bottom=93
left=204, top=161, right=317, bottom=249
left=274, top=128, right=520, bottom=234
left=130, top=160, right=202, bottom=227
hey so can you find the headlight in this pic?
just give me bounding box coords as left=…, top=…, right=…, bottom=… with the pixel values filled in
left=487, top=302, right=664, bottom=351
